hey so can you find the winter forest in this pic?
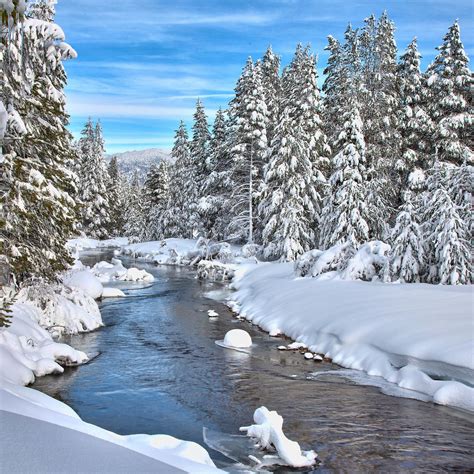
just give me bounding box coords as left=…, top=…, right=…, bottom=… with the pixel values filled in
left=1, top=0, right=473, bottom=472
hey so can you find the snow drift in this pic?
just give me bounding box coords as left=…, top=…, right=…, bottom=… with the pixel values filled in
left=230, top=262, right=474, bottom=412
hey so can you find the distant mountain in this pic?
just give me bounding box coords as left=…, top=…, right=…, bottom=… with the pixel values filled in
left=106, top=148, right=172, bottom=180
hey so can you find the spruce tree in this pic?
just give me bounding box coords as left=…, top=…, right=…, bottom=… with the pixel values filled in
left=146, top=161, right=170, bottom=240
left=123, top=170, right=146, bottom=241
left=107, top=156, right=125, bottom=235
left=162, top=122, right=200, bottom=238
left=77, top=119, right=111, bottom=239
left=396, top=38, right=433, bottom=191
left=319, top=106, right=370, bottom=250
left=426, top=21, right=473, bottom=166
left=390, top=191, right=425, bottom=282
left=227, top=58, right=267, bottom=243
left=260, top=108, right=318, bottom=261
left=261, top=45, right=281, bottom=144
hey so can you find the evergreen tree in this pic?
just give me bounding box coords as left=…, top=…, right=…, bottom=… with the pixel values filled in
left=319, top=106, right=370, bottom=250
left=1, top=1, right=78, bottom=281
left=390, top=191, right=425, bottom=282
left=261, top=45, right=281, bottom=144
left=396, top=38, right=433, bottom=192
left=227, top=58, right=268, bottom=243
left=426, top=21, right=473, bottom=165
left=162, top=122, right=200, bottom=238
left=260, top=108, right=318, bottom=261
left=77, top=119, right=110, bottom=239
left=146, top=161, right=170, bottom=240
left=190, top=98, right=211, bottom=190
left=107, top=156, right=125, bottom=235
left=123, top=170, right=146, bottom=241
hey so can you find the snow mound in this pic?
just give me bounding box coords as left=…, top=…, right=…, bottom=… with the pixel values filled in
left=102, top=287, right=126, bottom=298
left=240, top=407, right=317, bottom=468
left=0, top=303, right=89, bottom=386
left=218, top=329, right=252, bottom=349
left=64, top=270, right=103, bottom=299
left=67, top=237, right=129, bottom=253
left=197, top=260, right=235, bottom=281
left=17, top=283, right=103, bottom=337
left=91, top=259, right=154, bottom=283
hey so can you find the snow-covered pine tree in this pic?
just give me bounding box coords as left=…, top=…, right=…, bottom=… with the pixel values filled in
left=77, top=118, right=111, bottom=239
left=390, top=190, right=425, bottom=282
left=145, top=161, right=170, bottom=240
left=162, top=121, right=200, bottom=238
left=260, top=106, right=319, bottom=261
left=107, top=156, right=125, bottom=236
left=284, top=45, right=330, bottom=225
left=226, top=58, right=267, bottom=243
left=1, top=1, right=79, bottom=280
left=426, top=21, right=473, bottom=166
left=319, top=105, right=370, bottom=250
left=396, top=38, right=433, bottom=193
left=123, top=170, right=146, bottom=241
left=261, top=46, right=281, bottom=145
left=201, top=108, right=232, bottom=240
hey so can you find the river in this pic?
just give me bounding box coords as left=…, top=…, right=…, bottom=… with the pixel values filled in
left=33, top=250, right=474, bottom=472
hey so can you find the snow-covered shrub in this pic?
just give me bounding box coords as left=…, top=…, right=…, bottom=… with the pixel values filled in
left=295, top=242, right=354, bottom=278
left=241, top=243, right=261, bottom=258
left=197, top=260, right=235, bottom=281
left=295, top=241, right=391, bottom=282
left=16, top=281, right=102, bottom=337
left=341, top=241, right=391, bottom=282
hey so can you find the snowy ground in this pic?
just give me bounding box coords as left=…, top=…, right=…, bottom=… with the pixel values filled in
left=229, top=262, right=474, bottom=412
left=0, top=247, right=220, bottom=473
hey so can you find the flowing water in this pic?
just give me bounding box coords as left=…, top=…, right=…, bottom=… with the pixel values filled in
left=33, top=250, right=474, bottom=472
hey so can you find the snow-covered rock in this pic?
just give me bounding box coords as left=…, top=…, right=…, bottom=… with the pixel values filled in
left=0, top=303, right=89, bottom=386
left=219, top=329, right=252, bottom=349
left=64, top=270, right=103, bottom=299
left=240, top=407, right=317, bottom=468
left=91, top=259, right=154, bottom=283
left=102, top=287, right=126, bottom=298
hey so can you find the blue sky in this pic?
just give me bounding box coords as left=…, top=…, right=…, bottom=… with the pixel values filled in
left=55, top=0, right=473, bottom=154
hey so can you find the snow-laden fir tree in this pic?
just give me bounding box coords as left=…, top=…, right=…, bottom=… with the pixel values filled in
left=77, top=118, right=111, bottom=239
left=107, top=156, right=125, bottom=236
left=1, top=1, right=78, bottom=280
left=227, top=58, right=267, bottom=243
left=421, top=160, right=471, bottom=284
left=390, top=190, right=425, bottom=282
left=261, top=46, right=281, bottom=144
left=145, top=161, right=170, bottom=240
left=285, top=45, right=330, bottom=220
left=396, top=38, right=433, bottom=193
left=200, top=108, right=232, bottom=240
left=426, top=21, right=473, bottom=166
left=123, top=170, right=146, bottom=241
left=260, top=107, right=319, bottom=261
left=319, top=105, right=370, bottom=250
left=162, top=122, right=200, bottom=238
left=449, top=159, right=473, bottom=231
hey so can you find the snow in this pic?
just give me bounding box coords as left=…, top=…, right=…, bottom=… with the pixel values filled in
left=207, top=310, right=219, bottom=317
left=240, top=406, right=317, bottom=468
left=63, top=270, right=103, bottom=299
left=121, top=238, right=200, bottom=264
left=230, top=262, right=474, bottom=412
left=66, top=237, right=129, bottom=254
left=102, top=287, right=126, bottom=298
left=0, top=303, right=89, bottom=386
left=89, top=259, right=154, bottom=283
left=218, top=329, right=252, bottom=349
left=0, top=381, right=220, bottom=473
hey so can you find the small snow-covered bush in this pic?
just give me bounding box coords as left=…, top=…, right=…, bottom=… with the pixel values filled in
left=197, top=260, right=235, bottom=281
left=241, top=243, right=261, bottom=258
left=17, top=281, right=103, bottom=336
left=341, top=241, right=391, bottom=282
left=295, top=242, right=354, bottom=278
left=295, top=241, right=391, bottom=282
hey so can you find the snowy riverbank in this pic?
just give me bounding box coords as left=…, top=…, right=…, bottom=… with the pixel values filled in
left=92, top=237, right=474, bottom=413
left=229, top=262, right=474, bottom=412
left=0, top=251, right=221, bottom=473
